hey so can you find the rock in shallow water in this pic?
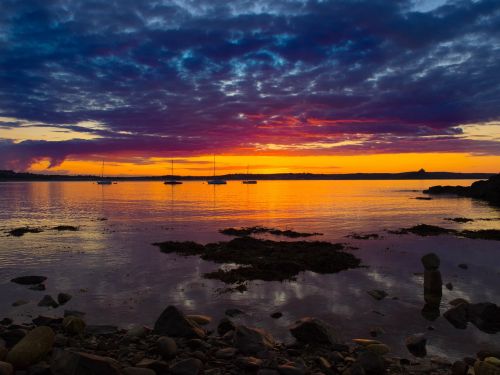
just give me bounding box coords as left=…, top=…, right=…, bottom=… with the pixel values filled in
left=154, top=306, right=205, bottom=338
left=11, top=276, right=47, bottom=285
left=6, top=326, right=55, bottom=369
left=57, top=293, right=72, bottom=305
left=289, top=317, right=339, bottom=346
left=38, top=295, right=58, bottom=308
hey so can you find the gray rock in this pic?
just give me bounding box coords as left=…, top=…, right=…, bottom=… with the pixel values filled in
left=154, top=306, right=205, bottom=338
left=123, top=367, right=156, bottom=375
left=217, top=318, right=235, bottom=336
left=37, top=295, right=58, bottom=308
left=234, top=325, right=275, bottom=355
left=51, top=349, right=121, bottom=375
left=11, top=276, right=47, bottom=285
left=169, top=358, right=203, bottom=375
left=6, top=326, right=55, bottom=369
left=0, top=361, right=13, bottom=375
left=421, top=253, right=440, bottom=271
left=405, top=334, right=427, bottom=357
left=289, top=317, right=339, bottom=345
left=57, top=293, right=72, bottom=305
left=157, top=336, right=177, bottom=359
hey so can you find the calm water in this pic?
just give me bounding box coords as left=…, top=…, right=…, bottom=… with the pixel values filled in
left=0, top=180, right=499, bottom=359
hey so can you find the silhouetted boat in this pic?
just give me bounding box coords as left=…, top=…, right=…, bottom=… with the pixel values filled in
left=164, top=160, right=182, bottom=185
left=207, top=155, right=227, bottom=185
left=97, top=161, right=112, bottom=185
left=242, top=165, right=257, bottom=184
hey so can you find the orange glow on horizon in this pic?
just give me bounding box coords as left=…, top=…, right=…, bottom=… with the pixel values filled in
left=26, top=153, right=500, bottom=176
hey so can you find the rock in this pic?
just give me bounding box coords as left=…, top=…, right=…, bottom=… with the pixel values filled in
left=451, top=360, right=468, bottom=375
left=355, top=351, right=386, bottom=375
left=11, top=300, right=28, bottom=307
left=51, top=349, right=121, bottom=375
left=10, top=276, right=47, bottom=285
left=185, top=315, right=212, bottom=326
left=367, top=290, right=388, bottom=300
left=214, top=347, right=237, bottom=359
left=126, top=325, right=149, bottom=338
left=278, top=364, right=305, bottom=375
left=217, top=318, right=235, bottom=336
left=0, top=329, right=26, bottom=347
left=225, top=308, right=244, bottom=317
left=271, top=312, right=283, bottom=319
left=37, top=295, right=58, bottom=308
left=157, top=336, right=177, bottom=359
left=421, top=253, right=440, bottom=271
left=6, top=326, right=55, bottom=369
left=29, top=284, right=46, bottom=291
left=423, top=270, right=442, bottom=296
left=62, top=316, right=86, bottom=335
left=169, top=358, right=203, bottom=375
left=446, top=282, right=454, bottom=290
left=236, top=356, right=263, bottom=369
left=405, top=334, right=427, bottom=357
left=450, top=298, right=469, bottom=306
left=289, top=317, right=339, bottom=345
left=352, top=339, right=382, bottom=346
left=467, top=303, right=500, bottom=333
left=485, top=357, right=500, bottom=367
left=475, top=360, right=500, bottom=375
left=458, top=263, right=468, bottom=270
left=135, top=359, right=170, bottom=373
left=366, top=344, right=390, bottom=355
left=123, top=367, right=156, bottom=375
left=0, top=361, right=13, bottom=375
left=153, top=306, right=205, bottom=338
left=57, top=293, right=72, bottom=305
left=234, top=325, right=275, bottom=355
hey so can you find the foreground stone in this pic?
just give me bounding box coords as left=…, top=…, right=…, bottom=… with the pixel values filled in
left=405, top=334, right=427, bottom=357
left=154, top=305, right=205, bottom=338
left=51, top=349, right=121, bottom=375
left=6, top=326, right=55, bottom=369
left=234, top=325, right=275, bottom=355
left=289, top=317, right=339, bottom=345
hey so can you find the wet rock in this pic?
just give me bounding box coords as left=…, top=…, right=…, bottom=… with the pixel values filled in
left=234, top=325, right=275, bottom=355
left=62, top=316, right=86, bottom=335
left=6, top=326, right=55, bottom=369
left=217, top=318, right=235, bottom=335
left=367, top=290, right=388, bottom=300
left=0, top=329, right=26, bottom=348
left=186, top=315, right=212, bottom=326
left=225, top=308, right=244, bottom=317
left=0, top=361, right=13, bottom=375
left=446, top=282, right=454, bottom=290
left=11, top=300, right=28, bottom=307
left=51, top=349, right=121, bottom=375
left=475, top=360, right=500, bottom=375
left=271, top=312, right=283, bottom=319
left=422, top=292, right=441, bottom=321
left=123, top=367, right=156, bottom=375
left=423, top=270, right=442, bottom=296
left=289, top=317, right=339, bottom=345
left=405, top=334, right=427, bottom=357
left=467, top=303, right=500, bottom=333
left=157, top=336, right=177, bottom=359
left=421, top=253, right=440, bottom=271
left=236, top=356, right=263, bottom=369
left=355, top=351, right=386, bottom=375
left=153, top=306, right=205, bottom=338
left=37, top=295, right=58, bottom=308
left=451, top=360, right=468, bottom=375
left=215, top=347, right=237, bottom=359
left=278, top=364, right=305, bottom=375
left=52, top=225, right=78, bottom=231
left=169, top=358, right=203, bottom=375
left=57, top=293, right=72, bottom=305
left=10, top=276, right=46, bottom=285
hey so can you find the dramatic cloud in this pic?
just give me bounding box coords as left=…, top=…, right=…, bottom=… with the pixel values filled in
left=0, top=0, right=499, bottom=169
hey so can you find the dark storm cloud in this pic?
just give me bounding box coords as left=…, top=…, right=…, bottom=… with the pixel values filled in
left=0, top=0, right=499, bottom=168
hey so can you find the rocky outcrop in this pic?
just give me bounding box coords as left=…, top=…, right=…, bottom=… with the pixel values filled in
left=424, top=174, right=500, bottom=206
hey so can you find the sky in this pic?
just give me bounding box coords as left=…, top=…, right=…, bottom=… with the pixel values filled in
left=0, top=0, right=499, bottom=176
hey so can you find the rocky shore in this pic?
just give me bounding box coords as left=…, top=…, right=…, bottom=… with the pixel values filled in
left=424, top=174, right=500, bottom=206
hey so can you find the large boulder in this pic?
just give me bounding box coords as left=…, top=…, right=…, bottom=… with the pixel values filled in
left=233, top=325, right=275, bottom=355
left=51, top=349, right=122, bottom=375
left=153, top=306, right=205, bottom=338
left=289, top=317, right=339, bottom=345
left=6, top=326, right=55, bottom=369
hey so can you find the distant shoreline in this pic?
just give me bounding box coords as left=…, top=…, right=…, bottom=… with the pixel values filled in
left=0, top=170, right=495, bottom=181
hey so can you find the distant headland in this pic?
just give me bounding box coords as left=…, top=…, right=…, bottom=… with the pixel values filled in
left=0, top=169, right=495, bottom=181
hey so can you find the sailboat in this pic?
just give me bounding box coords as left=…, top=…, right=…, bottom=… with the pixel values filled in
left=207, top=155, right=227, bottom=185
left=242, top=165, right=257, bottom=184
left=97, top=160, right=112, bottom=185
left=164, top=160, right=183, bottom=185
